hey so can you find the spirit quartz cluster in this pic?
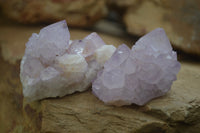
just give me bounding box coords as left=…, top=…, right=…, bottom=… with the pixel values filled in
left=92, top=28, right=181, bottom=106
left=20, top=20, right=116, bottom=101
left=20, top=20, right=180, bottom=106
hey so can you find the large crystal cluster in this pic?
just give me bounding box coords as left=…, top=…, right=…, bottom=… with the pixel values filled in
left=92, top=28, right=181, bottom=106
left=20, top=20, right=116, bottom=101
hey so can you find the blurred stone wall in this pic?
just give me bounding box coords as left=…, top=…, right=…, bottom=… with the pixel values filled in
left=109, top=0, right=200, bottom=55
left=1, top=0, right=200, bottom=56
left=0, top=0, right=107, bottom=27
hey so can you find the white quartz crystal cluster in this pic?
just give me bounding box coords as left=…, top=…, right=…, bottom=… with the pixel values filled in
left=92, top=28, right=181, bottom=106
left=20, top=20, right=116, bottom=101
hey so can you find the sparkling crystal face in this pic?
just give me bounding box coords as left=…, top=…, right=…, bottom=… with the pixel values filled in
left=20, top=20, right=116, bottom=101
left=92, top=28, right=181, bottom=106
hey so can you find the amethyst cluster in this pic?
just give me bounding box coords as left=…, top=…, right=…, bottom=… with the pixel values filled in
left=20, top=20, right=116, bottom=101
left=20, top=20, right=180, bottom=106
left=92, top=28, right=181, bottom=106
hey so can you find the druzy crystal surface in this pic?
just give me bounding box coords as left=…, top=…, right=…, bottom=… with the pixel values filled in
left=20, top=20, right=116, bottom=101
left=92, top=28, right=181, bottom=106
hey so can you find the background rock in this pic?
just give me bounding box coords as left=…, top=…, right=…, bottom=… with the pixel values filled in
left=1, top=0, right=200, bottom=56
left=0, top=0, right=107, bottom=27
left=0, top=20, right=200, bottom=133
left=123, top=0, right=200, bottom=55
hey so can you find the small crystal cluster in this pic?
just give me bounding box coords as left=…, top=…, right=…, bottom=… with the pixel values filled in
left=92, top=28, right=181, bottom=106
left=20, top=20, right=116, bottom=101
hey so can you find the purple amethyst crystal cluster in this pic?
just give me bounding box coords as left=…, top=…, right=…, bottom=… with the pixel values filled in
left=20, top=20, right=116, bottom=101
left=92, top=28, right=181, bottom=106
left=20, top=20, right=180, bottom=105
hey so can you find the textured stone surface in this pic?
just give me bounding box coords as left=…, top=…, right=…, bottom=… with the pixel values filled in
left=40, top=92, right=171, bottom=133
left=0, top=0, right=107, bottom=27
left=20, top=20, right=116, bottom=102
left=93, top=28, right=180, bottom=106
left=123, top=0, right=200, bottom=55
left=0, top=21, right=200, bottom=133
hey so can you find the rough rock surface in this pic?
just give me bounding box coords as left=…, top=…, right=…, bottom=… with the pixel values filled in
left=92, top=28, right=180, bottom=106
left=123, top=0, right=200, bottom=55
left=0, top=22, right=200, bottom=133
left=20, top=20, right=116, bottom=102
left=0, top=0, right=107, bottom=27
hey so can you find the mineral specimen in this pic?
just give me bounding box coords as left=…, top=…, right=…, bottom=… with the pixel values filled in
left=20, top=20, right=116, bottom=101
left=92, top=28, right=181, bottom=106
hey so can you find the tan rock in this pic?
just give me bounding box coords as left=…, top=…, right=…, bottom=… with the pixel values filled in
left=124, top=0, right=200, bottom=55
left=0, top=56, right=24, bottom=133
left=0, top=21, right=200, bottom=133
left=40, top=91, right=172, bottom=133
left=0, top=0, right=107, bottom=27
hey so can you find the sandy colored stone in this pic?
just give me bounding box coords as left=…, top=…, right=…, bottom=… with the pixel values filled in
left=123, top=0, right=200, bottom=55
left=40, top=91, right=171, bottom=133
left=0, top=55, right=24, bottom=133
left=0, top=0, right=107, bottom=27
left=0, top=21, right=200, bottom=133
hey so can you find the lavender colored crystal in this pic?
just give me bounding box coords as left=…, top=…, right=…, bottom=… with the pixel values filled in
left=20, top=20, right=116, bottom=101
left=92, top=28, right=181, bottom=106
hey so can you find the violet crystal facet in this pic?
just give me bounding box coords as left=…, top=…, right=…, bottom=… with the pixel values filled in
left=92, top=28, right=181, bottom=106
left=20, top=20, right=116, bottom=101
